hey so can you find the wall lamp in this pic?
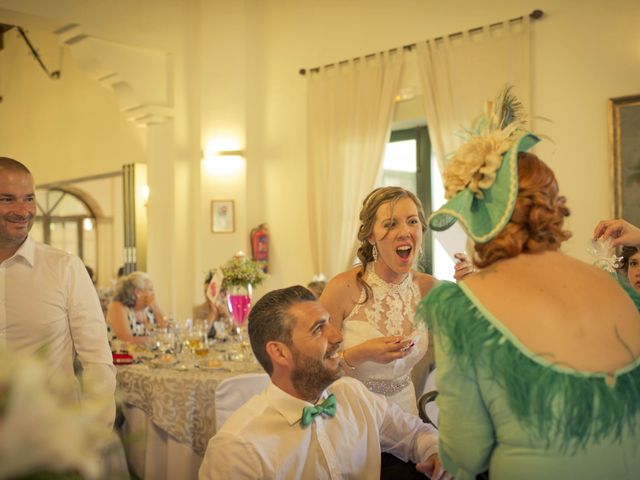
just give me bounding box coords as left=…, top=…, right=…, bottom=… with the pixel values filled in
left=203, top=149, right=245, bottom=176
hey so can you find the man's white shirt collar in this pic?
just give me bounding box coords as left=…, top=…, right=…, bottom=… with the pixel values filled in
left=3, top=236, right=34, bottom=267
left=266, top=380, right=332, bottom=426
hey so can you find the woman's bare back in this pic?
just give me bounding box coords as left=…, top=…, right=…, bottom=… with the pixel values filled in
left=463, top=251, right=640, bottom=373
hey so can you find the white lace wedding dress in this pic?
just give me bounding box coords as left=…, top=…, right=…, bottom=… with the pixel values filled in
left=342, top=263, right=428, bottom=415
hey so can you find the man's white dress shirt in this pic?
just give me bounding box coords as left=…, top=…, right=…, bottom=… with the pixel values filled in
left=0, top=236, right=116, bottom=426
left=199, top=376, right=438, bottom=480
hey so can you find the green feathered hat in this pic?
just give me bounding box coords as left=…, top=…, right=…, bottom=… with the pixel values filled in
left=428, top=87, right=539, bottom=244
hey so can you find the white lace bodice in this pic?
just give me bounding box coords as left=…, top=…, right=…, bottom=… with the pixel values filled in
left=342, top=263, right=428, bottom=413
left=345, top=263, right=422, bottom=337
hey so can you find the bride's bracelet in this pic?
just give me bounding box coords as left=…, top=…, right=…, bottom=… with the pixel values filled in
left=339, top=350, right=356, bottom=370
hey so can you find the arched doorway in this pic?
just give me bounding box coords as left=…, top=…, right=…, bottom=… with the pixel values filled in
left=32, top=188, right=98, bottom=276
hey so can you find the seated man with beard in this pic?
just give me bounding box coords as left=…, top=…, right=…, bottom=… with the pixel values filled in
left=199, top=285, right=443, bottom=480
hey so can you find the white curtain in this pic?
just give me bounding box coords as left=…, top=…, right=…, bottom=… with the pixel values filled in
left=416, top=17, right=531, bottom=171
left=307, top=52, right=404, bottom=279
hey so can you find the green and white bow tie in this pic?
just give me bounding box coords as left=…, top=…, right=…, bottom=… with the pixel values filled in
left=300, top=393, right=337, bottom=427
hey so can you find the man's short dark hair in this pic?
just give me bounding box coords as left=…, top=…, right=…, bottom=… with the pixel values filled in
left=0, top=157, right=31, bottom=174
left=248, top=285, right=316, bottom=375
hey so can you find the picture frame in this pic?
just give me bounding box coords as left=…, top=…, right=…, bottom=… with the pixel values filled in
left=211, top=200, right=235, bottom=233
left=609, top=94, right=640, bottom=227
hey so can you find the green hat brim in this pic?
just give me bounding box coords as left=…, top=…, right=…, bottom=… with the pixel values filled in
left=429, top=133, right=540, bottom=244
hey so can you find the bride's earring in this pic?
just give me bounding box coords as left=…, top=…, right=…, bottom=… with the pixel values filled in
left=372, top=244, right=378, bottom=262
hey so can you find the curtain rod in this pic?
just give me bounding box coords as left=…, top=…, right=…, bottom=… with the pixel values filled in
left=299, top=9, right=543, bottom=76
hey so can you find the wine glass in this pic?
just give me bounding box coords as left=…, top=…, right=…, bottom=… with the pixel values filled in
left=186, top=324, right=209, bottom=367
left=155, top=328, right=175, bottom=354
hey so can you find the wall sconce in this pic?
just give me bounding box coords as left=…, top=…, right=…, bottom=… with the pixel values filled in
left=141, top=184, right=150, bottom=206
left=203, top=149, right=245, bottom=176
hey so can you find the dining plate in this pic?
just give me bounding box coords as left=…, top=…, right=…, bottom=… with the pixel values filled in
left=149, top=356, right=179, bottom=368
left=199, top=360, right=228, bottom=371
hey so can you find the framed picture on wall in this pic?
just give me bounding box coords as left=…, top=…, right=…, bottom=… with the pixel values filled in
left=211, top=200, right=235, bottom=233
left=609, top=94, right=640, bottom=227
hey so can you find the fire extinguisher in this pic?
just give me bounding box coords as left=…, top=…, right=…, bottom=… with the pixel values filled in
left=251, top=223, right=269, bottom=272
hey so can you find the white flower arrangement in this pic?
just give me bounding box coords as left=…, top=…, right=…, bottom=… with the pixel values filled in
left=220, top=253, right=267, bottom=290
left=0, top=349, right=115, bottom=480
left=443, top=86, right=527, bottom=200
left=587, top=237, right=618, bottom=273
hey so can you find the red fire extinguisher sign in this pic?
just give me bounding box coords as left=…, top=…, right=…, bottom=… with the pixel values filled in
left=251, top=223, right=269, bottom=272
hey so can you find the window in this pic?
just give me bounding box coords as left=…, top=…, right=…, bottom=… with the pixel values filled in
left=380, top=127, right=455, bottom=280
left=33, top=188, right=98, bottom=274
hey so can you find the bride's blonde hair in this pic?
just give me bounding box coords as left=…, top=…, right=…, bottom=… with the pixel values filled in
left=355, top=187, right=427, bottom=303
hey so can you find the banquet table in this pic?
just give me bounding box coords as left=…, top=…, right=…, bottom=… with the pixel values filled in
left=116, top=358, right=263, bottom=480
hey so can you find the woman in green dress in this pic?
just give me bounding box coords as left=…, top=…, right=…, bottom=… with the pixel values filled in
left=418, top=90, right=640, bottom=480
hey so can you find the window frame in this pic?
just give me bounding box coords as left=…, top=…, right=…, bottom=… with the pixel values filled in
left=34, top=188, right=97, bottom=272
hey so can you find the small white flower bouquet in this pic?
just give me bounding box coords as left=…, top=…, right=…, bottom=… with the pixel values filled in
left=587, top=237, right=618, bottom=273
left=0, top=349, right=115, bottom=480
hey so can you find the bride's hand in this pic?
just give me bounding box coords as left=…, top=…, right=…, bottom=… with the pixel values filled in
left=345, top=336, right=414, bottom=366
left=417, top=453, right=449, bottom=479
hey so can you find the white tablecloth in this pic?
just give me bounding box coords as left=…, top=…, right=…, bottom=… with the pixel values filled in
left=117, top=361, right=262, bottom=480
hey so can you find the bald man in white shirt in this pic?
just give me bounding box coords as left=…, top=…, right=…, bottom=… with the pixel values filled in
left=199, top=285, right=444, bottom=480
left=0, top=157, right=116, bottom=427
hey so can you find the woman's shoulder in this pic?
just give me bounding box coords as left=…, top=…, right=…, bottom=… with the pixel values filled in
left=463, top=252, right=636, bottom=318
left=323, top=267, right=363, bottom=294
left=106, top=300, right=129, bottom=325
left=107, top=299, right=127, bottom=313
left=320, top=267, right=364, bottom=321
left=411, top=270, right=438, bottom=296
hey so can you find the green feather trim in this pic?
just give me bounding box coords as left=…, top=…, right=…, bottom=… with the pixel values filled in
left=417, top=281, right=640, bottom=452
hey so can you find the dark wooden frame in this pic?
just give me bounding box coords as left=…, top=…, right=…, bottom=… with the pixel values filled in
left=609, top=94, right=640, bottom=226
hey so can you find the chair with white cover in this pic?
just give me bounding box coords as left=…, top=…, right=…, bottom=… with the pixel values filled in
left=214, top=372, right=270, bottom=430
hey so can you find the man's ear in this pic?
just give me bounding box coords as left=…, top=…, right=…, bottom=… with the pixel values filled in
left=266, top=341, right=292, bottom=369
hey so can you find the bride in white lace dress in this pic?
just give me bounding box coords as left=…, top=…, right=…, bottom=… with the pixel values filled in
left=320, top=187, right=436, bottom=414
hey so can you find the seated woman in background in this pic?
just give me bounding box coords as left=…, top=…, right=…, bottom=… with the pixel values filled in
left=193, top=270, right=221, bottom=325
left=106, top=271, right=167, bottom=346
left=306, top=279, right=326, bottom=299
left=418, top=90, right=640, bottom=480
left=320, top=186, right=436, bottom=415
left=193, top=270, right=230, bottom=338
left=616, top=246, right=640, bottom=293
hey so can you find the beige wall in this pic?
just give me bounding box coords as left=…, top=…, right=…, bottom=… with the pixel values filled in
left=252, top=0, right=640, bottom=279
left=0, top=0, right=638, bottom=320
left=0, top=25, right=147, bottom=182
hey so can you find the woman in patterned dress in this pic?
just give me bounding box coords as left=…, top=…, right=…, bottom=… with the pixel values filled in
left=106, top=271, right=167, bottom=346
